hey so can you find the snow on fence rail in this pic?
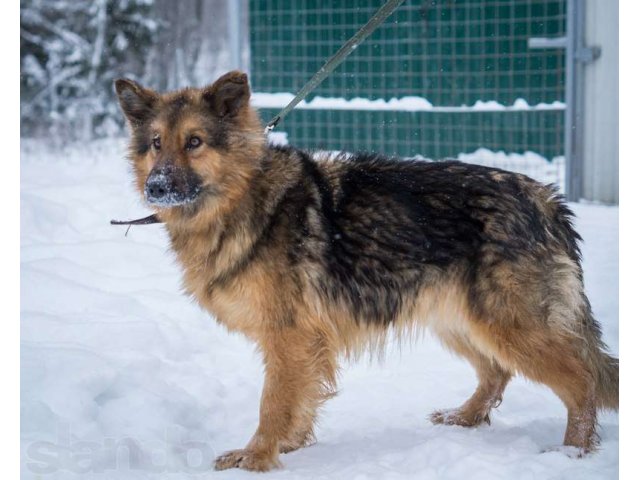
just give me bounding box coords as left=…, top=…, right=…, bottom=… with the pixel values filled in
left=251, top=93, right=566, bottom=113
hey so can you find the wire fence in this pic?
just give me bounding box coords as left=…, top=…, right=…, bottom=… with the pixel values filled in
left=249, top=0, right=567, bottom=183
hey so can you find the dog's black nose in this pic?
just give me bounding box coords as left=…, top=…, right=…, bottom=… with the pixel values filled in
left=145, top=174, right=174, bottom=202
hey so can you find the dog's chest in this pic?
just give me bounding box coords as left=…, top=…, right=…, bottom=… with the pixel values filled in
left=179, top=253, right=281, bottom=339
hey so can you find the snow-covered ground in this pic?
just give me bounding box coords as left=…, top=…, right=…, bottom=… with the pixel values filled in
left=21, top=138, right=618, bottom=479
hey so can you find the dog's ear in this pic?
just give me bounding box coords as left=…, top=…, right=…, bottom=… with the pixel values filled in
left=114, top=79, right=158, bottom=127
left=202, top=71, right=250, bottom=118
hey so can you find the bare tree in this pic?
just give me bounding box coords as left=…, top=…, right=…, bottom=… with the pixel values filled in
left=143, top=0, right=233, bottom=91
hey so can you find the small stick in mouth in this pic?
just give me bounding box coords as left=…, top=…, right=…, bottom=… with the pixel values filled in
left=110, top=214, right=162, bottom=236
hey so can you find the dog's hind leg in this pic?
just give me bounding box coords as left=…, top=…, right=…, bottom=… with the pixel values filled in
left=480, top=322, right=599, bottom=453
left=466, top=253, right=616, bottom=453
left=431, top=334, right=511, bottom=427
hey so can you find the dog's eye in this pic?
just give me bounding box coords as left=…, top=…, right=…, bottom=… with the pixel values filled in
left=152, top=135, right=161, bottom=150
left=187, top=136, right=202, bottom=149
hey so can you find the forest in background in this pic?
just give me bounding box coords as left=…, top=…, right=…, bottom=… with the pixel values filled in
left=20, top=0, right=245, bottom=140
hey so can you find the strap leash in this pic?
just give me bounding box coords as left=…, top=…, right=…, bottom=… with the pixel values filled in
left=264, top=0, right=405, bottom=134
left=113, top=1, right=405, bottom=230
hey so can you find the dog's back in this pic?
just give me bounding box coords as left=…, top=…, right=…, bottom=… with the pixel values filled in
left=267, top=146, right=617, bottom=406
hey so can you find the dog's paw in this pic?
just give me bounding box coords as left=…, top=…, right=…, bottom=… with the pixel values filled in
left=213, top=448, right=282, bottom=472
left=430, top=408, right=490, bottom=427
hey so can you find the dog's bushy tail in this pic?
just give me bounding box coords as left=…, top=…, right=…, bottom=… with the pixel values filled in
left=581, top=304, right=619, bottom=411
left=595, top=351, right=619, bottom=411
left=550, top=194, right=618, bottom=410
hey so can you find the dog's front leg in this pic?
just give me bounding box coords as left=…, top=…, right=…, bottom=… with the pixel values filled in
left=214, top=326, right=318, bottom=472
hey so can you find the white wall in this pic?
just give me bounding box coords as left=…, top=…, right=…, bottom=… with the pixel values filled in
left=582, top=0, right=619, bottom=204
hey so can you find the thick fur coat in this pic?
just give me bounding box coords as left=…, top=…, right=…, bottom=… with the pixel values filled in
left=115, top=71, right=618, bottom=471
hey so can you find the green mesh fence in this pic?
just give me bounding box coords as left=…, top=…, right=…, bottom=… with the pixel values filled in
left=249, top=0, right=566, bottom=162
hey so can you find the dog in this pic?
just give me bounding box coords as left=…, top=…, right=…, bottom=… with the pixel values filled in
left=114, top=71, right=618, bottom=471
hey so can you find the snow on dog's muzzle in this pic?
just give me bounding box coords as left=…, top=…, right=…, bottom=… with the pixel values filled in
left=144, top=167, right=202, bottom=207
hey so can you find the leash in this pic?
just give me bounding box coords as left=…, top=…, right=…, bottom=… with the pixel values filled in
left=264, top=0, right=405, bottom=134
left=112, top=1, right=405, bottom=230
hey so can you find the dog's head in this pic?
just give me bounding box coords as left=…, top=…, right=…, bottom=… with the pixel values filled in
left=115, top=71, right=264, bottom=219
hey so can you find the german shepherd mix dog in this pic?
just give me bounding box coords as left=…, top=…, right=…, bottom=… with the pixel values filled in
left=115, top=71, right=618, bottom=471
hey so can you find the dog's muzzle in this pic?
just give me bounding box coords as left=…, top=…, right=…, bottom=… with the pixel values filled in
left=144, top=169, right=201, bottom=207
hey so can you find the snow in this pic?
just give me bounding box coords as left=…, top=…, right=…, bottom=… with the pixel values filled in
left=21, top=138, right=618, bottom=479
left=271, top=139, right=564, bottom=188
left=267, top=130, right=289, bottom=147
left=251, top=93, right=566, bottom=113
left=455, top=148, right=565, bottom=188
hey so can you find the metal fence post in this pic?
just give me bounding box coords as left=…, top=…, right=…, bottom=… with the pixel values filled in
left=227, top=0, right=243, bottom=70
left=564, top=0, right=578, bottom=201
left=565, top=0, right=601, bottom=201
